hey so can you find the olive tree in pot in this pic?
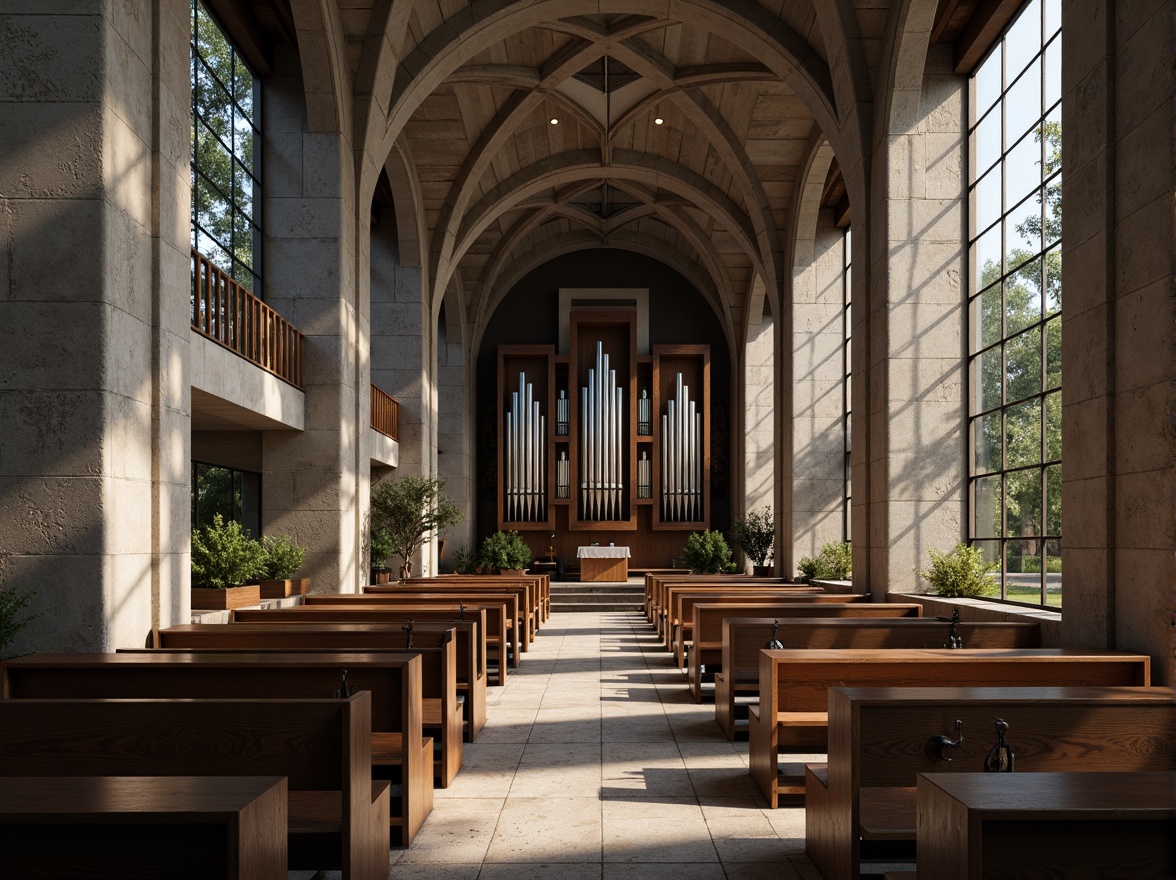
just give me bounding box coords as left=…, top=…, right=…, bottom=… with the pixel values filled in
left=370, top=475, right=464, bottom=580
left=480, top=530, right=532, bottom=575
left=730, top=507, right=775, bottom=576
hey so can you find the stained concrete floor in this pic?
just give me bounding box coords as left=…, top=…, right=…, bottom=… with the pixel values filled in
left=378, top=609, right=825, bottom=880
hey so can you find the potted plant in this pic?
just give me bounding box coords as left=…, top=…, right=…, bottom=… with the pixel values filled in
left=451, top=545, right=479, bottom=575
left=370, top=475, right=464, bottom=580
left=369, top=527, right=397, bottom=584
left=915, top=542, right=998, bottom=597
left=190, top=514, right=266, bottom=609
left=480, top=530, right=532, bottom=575
left=730, top=507, right=775, bottom=576
left=797, top=540, right=852, bottom=583
left=257, top=533, right=309, bottom=598
left=0, top=569, right=44, bottom=661
left=682, top=529, right=733, bottom=574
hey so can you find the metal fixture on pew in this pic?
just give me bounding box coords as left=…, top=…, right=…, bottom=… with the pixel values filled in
left=334, top=668, right=353, bottom=698
left=984, top=718, right=1015, bottom=772
left=458, top=603, right=466, bottom=620
left=945, top=608, right=964, bottom=648
left=402, top=619, right=414, bottom=649
left=764, top=620, right=785, bottom=650
left=930, top=719, right=964, bottom=761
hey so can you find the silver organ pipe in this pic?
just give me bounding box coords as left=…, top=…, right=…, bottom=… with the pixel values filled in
left=505, top=371, right=545, bottom=522
left=660, top=372, right=703, bottom=522
left=580, top=341, right=625, bottom=520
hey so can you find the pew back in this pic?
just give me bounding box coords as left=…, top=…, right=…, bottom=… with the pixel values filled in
left=0, top=694, right=389, bottom=880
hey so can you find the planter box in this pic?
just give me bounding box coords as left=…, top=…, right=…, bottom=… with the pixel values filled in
left=257, top=577, right=310, bottom=599
left=752, top=565, right=774, bottom=577
left=370, top=569, right=394, bottom=585
left=191, top=585, right=261, bottom=610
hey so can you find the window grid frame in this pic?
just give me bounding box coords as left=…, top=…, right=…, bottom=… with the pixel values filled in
left=966, top=0, right=1061, bottom=608
left=191, top=0, right=263, bottom=297
left=842, top=225, right=852, bottom=545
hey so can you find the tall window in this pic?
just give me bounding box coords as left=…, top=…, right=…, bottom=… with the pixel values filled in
left=191, top=0, right=262, bottom=294
left=191, top=462, right=261, bottom=538
left=967, top=0, right=1061, bottom=606
left=842, top=226, right=852, bottom=543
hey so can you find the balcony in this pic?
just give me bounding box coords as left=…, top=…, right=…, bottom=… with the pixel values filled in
left=191, top=249, right=303, bottom=388
left=371, top=383, right=399, bottom=440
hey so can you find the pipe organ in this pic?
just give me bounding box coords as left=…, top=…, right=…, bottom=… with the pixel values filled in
left=497, top=315, right=708, bottom=535
left=579, top=342, right=625, bottom=521
left=660, top=373, right=703, bottom=522
left=504, top=371, right=546, bottom=522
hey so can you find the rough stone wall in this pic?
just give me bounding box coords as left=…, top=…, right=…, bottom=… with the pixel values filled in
left=1061, top=0, right=1175, bottom=683
left=743, top=309, right=775, bottom=520
left=866, top=44, right=967, bottom=597
left=0, top=2, right=191, bottom=653
left=260, top=45, right=362, bottom=595
left=793, top=214, right=849, bottom=563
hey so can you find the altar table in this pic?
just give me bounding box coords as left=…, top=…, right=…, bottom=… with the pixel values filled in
left=577, top=546, right=630, bottom=582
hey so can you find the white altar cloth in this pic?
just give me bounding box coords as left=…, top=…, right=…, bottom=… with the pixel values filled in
left=576, top=546, right=631, bottom=559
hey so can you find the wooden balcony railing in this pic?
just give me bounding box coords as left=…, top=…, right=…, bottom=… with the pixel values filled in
left=371, top=383, right=399, bottom=440
left=191, top=249, right=304, bottom=389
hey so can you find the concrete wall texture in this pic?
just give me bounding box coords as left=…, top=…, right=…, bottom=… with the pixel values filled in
left=0, top=2, right=1170, bottom=683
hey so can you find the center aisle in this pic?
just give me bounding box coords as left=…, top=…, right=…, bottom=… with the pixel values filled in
left=391, top=610, right=819, bottom=880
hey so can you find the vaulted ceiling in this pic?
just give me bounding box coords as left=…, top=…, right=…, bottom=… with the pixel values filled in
left=216, top=0, right=1014, bottom=346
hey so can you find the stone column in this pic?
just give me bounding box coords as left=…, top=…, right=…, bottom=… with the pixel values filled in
left=0, top=2, right=191, bottom=651
left=1061, top=0, right=1174, bottom=681
left=793, top=214, right=848, bottom=563
left=436, top=302, right=475, bottom=556
left=261, top=46, right=362, bottom=595
left=369, top=208, right=436, bottom=575
left=866, top=46, right=968, bottom=597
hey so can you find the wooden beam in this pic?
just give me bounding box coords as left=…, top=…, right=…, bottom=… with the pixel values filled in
left=833, top=194, right=851, bottom=229
left=954, top=0, right=1026, bottom=74
left=930, top=0, right=969, bottom=45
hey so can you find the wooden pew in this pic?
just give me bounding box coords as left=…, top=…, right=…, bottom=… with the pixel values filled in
left=665, top=587, right=862, bottom=653
left=152, top=623, right=464, bottom=788
left=2, top=651, right=434, bottom=846
left=715, top=616, right=1039, bottom=738
left=916, top=771, right=1176, bottom=880
left=645, top=572, right=759, bottom=622
left=233, top=605, right=487, bottom=739
left=409, top=573, right=549, bottom=625
left=688, top=603, right=923, bottom=702
left=0, top=775, right=288, bottom=880
left=749, top=648, right=1152, bottom=807
left=807, top=685, right=1176, bottom=880
left=658, top=581, right=827, bottom=642
left=397, top=577, right=539, bottom=647
left=671, top=588, right=862, bottom=663
left=363, top=588, right=522, bottom=668
left=0, top=694, right=391, bottom=880
left=303, top=594, right=511, bottom=686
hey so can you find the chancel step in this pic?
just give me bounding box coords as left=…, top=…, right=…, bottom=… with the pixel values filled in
left=550, top=583, right=643, bottom=612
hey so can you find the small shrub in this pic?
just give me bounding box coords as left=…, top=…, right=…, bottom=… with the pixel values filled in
left=730, top=507, right=774, bottom=566
left=259, top=534, right=306, bottom=580
left=452, top=545, right=479, bottom=575
left=915, top=543, right=999, bottom=598
left=480, top=530, right=532, bottom=573
left=797, top=541, right=852, bottom=580
left=191, top=514, right=266, bottom=588
left=370, top=527, right=397, bottom=570
left=683, top=530, right=733, bottom=574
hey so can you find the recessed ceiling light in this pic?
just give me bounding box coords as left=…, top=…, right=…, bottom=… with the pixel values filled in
left=654, top=117, right=664, bottom=125
left=549, top=117, right=559, bottom=125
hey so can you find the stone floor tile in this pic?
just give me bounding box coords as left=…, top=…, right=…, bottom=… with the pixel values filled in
left=484, top=797, right=603, bottom=863
left=602, top=818, right=719, bottom=863
left=602, top=864, right=726, bottom=880
left=477, top=864, right=602, bottom=880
